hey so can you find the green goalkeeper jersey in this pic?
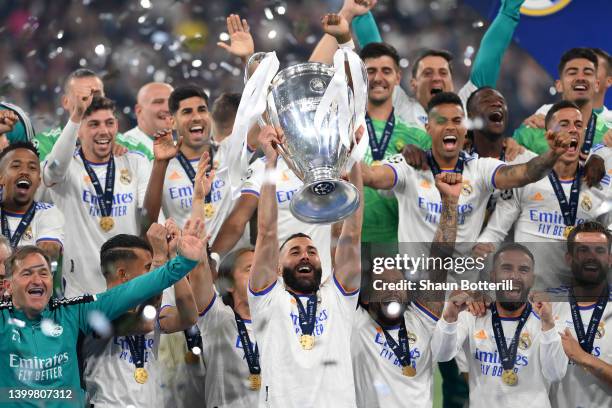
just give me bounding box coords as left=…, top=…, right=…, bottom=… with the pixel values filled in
left=0, top=255, right=196, bottom=407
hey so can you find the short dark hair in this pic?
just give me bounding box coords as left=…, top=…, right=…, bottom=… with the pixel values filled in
left=465, top=86, right=498, bottom=116
left=0, top=141, right=39, bottom=165
left=359, top=42, right=400, bottom=67
left=544, top=100, right=580, bottom=130
left=412, top=49, right=454, bottom=79
left=5, top=246, right=51, bottom=279
left=426, top=91, right=463, bottom=115
left=492, top=243, right=535, bottom=268
left=591, top=48, right=612, bottom=76
left=279, top=233, right=313, bottom=251
left=169, top=85, right=209, bottom=115
left=83, top=96, right=116, bottom=119
left=100, top=234, right=153, bottom=279
left=212, top=92, right=241, bottom=126
left=558, top=48, right=598, bottom=76
left=63, top=68, right=99, bottom=93
left=567, top=221, right=612, bottom=254
left=218, top=247, right=254, bottom=284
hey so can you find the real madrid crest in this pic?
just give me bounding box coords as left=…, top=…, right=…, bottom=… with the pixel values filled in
left=23, top=226, right=33, bottom=241
left=462, top=181, right=473, bottom=196
left=518, top=332, right=532, bottom=350
left=407, top=331, right=417, bottom=346
left=500, top=189, right=513, bottom=201
left=120, top=168, right=132, bottom=185
left=596, top=322, right=605, bottom=339
left=580, top=195, right=592, bottom=211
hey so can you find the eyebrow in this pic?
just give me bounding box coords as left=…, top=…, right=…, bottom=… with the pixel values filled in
left=21, top=263, right=50, bottom=273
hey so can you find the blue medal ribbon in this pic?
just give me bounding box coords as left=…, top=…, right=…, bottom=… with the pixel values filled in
left=580, top=112, right=597, bottom=157
left=234, top=313, right=261, bottom=375
left=490, top=303, right=532, bottom=371
left=79, top=150, right=115, bottom=217
left=379, top=318, right=412, bottom=369
left=568, top=287, right=608, bottom=354
left=547, top=166, right=583, bottom=229
left=366, top=109, right=395, bottom=161
left=126, top=334, right=146, bottom=369
left=176, top=151, right=213, bottom=204
left=1, top=202, right=36, bottom=248
left=289, top=292, right=317, bottom=337
left=426, top=150, right=466, bottom=176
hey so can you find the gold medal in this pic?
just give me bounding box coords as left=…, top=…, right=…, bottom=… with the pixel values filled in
left=184, top=350, right=200, bottom=364
left=248, top=373, right=261, bottom=391
left=563, top=225, right=574, bottom=239
left=402, top=365, right=416, bottom=377
left=134, top=367, right=149, bottom=384
left=99, top=216, right=114, bottom=232
left=371, top=160, right=382, bottom=167
left=203, top=203, right=215, bottom=219
left=501, top=369, right=518, bottom=386
left=300, top=334, right=315, bottom=350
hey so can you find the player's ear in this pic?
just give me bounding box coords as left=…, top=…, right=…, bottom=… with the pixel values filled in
left=117, top=267, right=129, bottom=283
left=555, top=79, right=563, bottom=94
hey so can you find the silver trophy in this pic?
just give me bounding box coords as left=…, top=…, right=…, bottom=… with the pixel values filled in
left=246, top=54, right=363, bottom=224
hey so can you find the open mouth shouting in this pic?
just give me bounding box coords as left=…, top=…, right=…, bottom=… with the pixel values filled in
left=571, top=81, right=589, bottom=96
left=15, top=177, right=32, bottom=195
left=430, top=87, right=443, bottom=96
left=296, top=263, right=314, bottom=275
left=94, top=137, right=112, bottom=148
left=27, top=286, right=46, bottom=299
left=566, top=136, right=579, bottom=154
left=442, top=134, right=458, bottom=151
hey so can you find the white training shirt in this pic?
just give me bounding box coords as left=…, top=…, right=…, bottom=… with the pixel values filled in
left=550, top=291, right=612, bottom=408
left=82, top=326, right=162, bottom=408
left=351, top=302, right=438, bottom=408
left=431, top=308, right=568, bottom=408
left=161, top=138, right=250, bottom=239
left=247, top=276, right=359, bottom=408
left=242, top=156, right=333, bottom=278
left=392, top=81, right=477, bottom=128
left=1, top=202, right=64, bottom=248
left=197, top=296, right=259, bottom=408
left=43, top=121, right=150, bottom=297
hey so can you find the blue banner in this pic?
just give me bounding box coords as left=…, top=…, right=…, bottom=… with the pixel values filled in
left=463, top=0, right=611, bottom=107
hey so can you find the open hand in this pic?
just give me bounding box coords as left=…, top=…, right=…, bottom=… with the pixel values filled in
left=153, top=129, right=180, bottom=161
left=217, top=14, right=254, bottom=61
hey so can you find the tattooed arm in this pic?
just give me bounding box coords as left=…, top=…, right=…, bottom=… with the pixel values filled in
left=494, top=129, right=571, bottom=189
left=417, top=173, right=461, bottom=317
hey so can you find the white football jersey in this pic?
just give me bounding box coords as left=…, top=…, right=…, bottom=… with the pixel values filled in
left=1, top=202, right=64, bottom=247
left=247, top=276, right=359, bottom=408
left=161, top=139, right=250, bottom=240
left=46, top=151, right=151, bottom=297
left=82, top=327, right=162, bottom=408
left=432, top=308, right=567, bottom=408
left=351, top=302, right=438, bottom=408
left=551, top=292, right=612, bottom=408
left=197, top=296, right=259, bottom=408
left=392, top=81, right=477, bottom=128
left=242, top=156, right=332, bottom=278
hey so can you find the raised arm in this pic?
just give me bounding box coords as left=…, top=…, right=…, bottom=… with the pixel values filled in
left=211, top=193, right=258, bottom=256
left=78, top=220, right=204, bottom=330
left=417, top=173, right=462, bottom=317
left=470, top=0, right=525, bottom=87
left=333, top=163, right=363, bottom=293
left=155, top=220, right=198, bottom=333
left=143, top=129, right=180, bottom=225
left=43, top=87, right=94, bottom=186
left=249, top=126, right=282, bottom=293
left=531, top=295, right=568, bottom=382
left=493, top=129, right=571, bottom=189
left=309, top=0, right=377, bottom=64
left=184, top=155, right=216, bottom=313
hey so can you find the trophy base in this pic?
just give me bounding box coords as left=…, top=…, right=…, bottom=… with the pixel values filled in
left=290, top=179, right=360, bottom=224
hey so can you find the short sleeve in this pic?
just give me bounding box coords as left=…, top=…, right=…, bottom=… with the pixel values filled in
left=383, top=153, right=412, bottom=192
left=197, top=295, right=234, bottom=335
left=247, top=277, right=281, bottom=315
left=35, top=204, right=65, bottom=246
left=241, top=158, right=265, bottom=197
left=474, top=157, right=506, bottom=192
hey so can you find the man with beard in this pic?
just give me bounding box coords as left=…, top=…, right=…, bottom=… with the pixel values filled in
left=122, top=82, right=174, bottom=161
left=549, top=221, right=612, bottom=408
left=515, top=48, right=611, bottom=155
left=247, top=126, right=363, bottom=407
left=351, top=171, right=462, bottom=407
left=476, top=101, right=612, bottom=289
left=431, top=243, right=568, bottom=407
left=0, top=142, right=64, bottom=293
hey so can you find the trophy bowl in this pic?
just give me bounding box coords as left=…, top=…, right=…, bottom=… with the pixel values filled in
left=265, top=62, right=360, bottom=224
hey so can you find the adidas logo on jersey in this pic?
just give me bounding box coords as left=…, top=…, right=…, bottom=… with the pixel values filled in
left=474, top=329, right=488, bottom=340
left=529, top=192, right=545, bottom=201
left=420, top=180, right=431, bottom=189
left=169, top=170, right=182, bottom=180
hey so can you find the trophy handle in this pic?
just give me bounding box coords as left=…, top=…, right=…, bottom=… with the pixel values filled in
left=244, top=52, right=269, bottom=85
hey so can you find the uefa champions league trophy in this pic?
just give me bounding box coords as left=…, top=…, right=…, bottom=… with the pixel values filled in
left=246, top=52, right=365, bottom=224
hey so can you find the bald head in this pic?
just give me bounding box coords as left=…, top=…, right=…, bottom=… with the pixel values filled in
left=135, top=82, right=174, bottom=137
